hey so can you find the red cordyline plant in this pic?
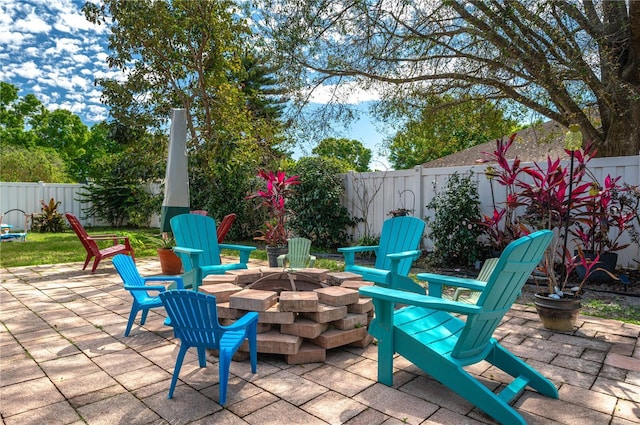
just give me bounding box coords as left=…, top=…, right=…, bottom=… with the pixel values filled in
left=480, top=134, right=601, bottom=295
left=246, top=170, right=300, bottom=247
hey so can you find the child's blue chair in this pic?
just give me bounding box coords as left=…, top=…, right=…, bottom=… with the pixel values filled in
left=112, top=254, right=184, bottom=336
left=159, top=290, right=258, bottom=405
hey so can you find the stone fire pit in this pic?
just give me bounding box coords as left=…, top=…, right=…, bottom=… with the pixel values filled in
left=199, top=268, right=375, bottom=364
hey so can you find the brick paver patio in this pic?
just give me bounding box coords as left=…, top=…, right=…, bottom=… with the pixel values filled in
left=1, top=257, right=639, bottom=424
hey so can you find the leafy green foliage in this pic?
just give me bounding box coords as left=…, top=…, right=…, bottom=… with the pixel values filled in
left=31, top=198, right=66, bottom=233
left=77, top=177, right=161, bottom=227
left=288, top=156, right=356, bottom=248
left=385, top=96, right=517, bottom=169
left=0, top=143, right=72, bottom=183
left=312, top=137, right=372, bottom=172
left=426, top=172, right=482, bottom=267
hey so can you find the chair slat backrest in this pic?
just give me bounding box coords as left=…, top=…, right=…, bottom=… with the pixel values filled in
left=216, top=213, right=236, bottom=244
left=375, top=216, right=425, bottom=276
left=112, top=254, right=150, bottom=303
left=286, top=237, right=312, bottom=268
left=65, top=213, right=98, bottom=255
left=452, top=230, right=553, bottom=359
left=159, top=290, right=224, bottom=347
left=170, top=214, right=221, bottom=272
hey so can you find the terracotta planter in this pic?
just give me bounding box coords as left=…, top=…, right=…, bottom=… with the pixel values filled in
left=157, top=248, right=182, bottom=275
left=266, top=246, right=288, bottom=268
left=533, top=293, right=581, bottom=332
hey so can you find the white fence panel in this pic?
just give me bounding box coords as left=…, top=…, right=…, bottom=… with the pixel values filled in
left=342, top=154, right=640, bottom=270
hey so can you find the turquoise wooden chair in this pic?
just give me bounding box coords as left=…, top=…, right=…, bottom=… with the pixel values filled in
left=359, top=230, right=556, bottom=425
left=338, top=216, right=425, bottom=293
left=159, top=290, right=258, bottom=405
left=170, top=214, right=256, bottom=291
left=277, top=237, right=316, bottom=269
left=112, top=254, right=184, bottom=336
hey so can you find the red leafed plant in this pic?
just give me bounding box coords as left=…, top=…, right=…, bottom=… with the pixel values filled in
left=246, top=170, right=301, bottom=247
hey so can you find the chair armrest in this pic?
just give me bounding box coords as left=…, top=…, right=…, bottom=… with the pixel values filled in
left=416, top=273, right=486, bottom=298
left=338, top=245, right=379, bottom=267
left=222, top=311, right=259, bottom=331
left=359, top=285, right=480, bottom=315
left=125, top=284, right=167, bottom=292
left=173, top=246, right=203, bottom=256
left=219, top=244, right=257, bottom=264
left=144, top=276, right=185, bottom=289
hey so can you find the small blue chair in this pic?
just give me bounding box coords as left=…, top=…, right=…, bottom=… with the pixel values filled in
left=338, top=216, right=425, bottom=293
left=360, top=230, right=556, bottom=425
left=112, top=254, right=184, bottom=337
left=159, top=290, right=258, bottom=405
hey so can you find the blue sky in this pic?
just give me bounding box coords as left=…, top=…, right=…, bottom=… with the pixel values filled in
left=0, top=0, right=392, bottom=169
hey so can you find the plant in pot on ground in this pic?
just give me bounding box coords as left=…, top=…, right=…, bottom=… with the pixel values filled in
left=571, top=175, right=638, bottom=282
left=246, top=169, right=300, bottom=266
left=156, top=234, right=182, bottom=275
left=480, top=134, right=603, bottom=331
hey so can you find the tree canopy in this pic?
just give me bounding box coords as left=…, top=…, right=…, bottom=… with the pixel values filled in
left=312, top=137, right=372, bottom=172
left=257, top=0, right=640, bottom=157
left=386, top=96, right=518, bottom=169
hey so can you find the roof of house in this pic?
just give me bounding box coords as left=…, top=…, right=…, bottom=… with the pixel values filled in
left=422, top=120, right=572, bottom=168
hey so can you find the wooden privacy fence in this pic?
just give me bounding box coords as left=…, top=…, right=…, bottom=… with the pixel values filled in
left=2, top=154, right=638, bottom=268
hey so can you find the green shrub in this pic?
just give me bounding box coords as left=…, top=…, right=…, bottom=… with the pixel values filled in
left=426, top=172, right=483, bottom=267
left=288, top=156, right=356, bottom=248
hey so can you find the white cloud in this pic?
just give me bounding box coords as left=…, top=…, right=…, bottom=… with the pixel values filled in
left=12, top=60, right=42, bottom=79
left=71, top=53, right=90, bottom=64
left=0, top=30, right=31, bottom=46
left=305, top=80, right=382, bottom=105
left=14, top=11, right=51, bottom=33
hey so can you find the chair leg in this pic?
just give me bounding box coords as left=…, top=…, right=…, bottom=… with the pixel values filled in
left=197, top=347, right=206, bottom=368
left=83, top=253, right=92, bottom=270
left=249, top=326, right=257, bottom=373
left=125, top=305, right=139, bottom=337
left=422, top=357, right=528, bottom=425
left=218, top=349, right=232, bottom=405
left=140, top=308, right=149, bottom=326
left=168, top=344, right=189, bottom=399
left=489, top=342, right=559, bottom=399
left=91, top=256, right=102, bottom=273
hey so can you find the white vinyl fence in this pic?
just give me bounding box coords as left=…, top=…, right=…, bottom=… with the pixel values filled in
left=342, top=154, right=640, bottom=270
left=2, top=154, right=639, bottom=269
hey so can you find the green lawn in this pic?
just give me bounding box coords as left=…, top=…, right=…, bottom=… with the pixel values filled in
left=0, top=227, right=341, bottom=272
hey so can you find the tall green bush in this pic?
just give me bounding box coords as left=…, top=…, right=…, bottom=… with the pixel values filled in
left=426, top=171, right=483, bottom=267
left=288, top=156, right=356, bottom=248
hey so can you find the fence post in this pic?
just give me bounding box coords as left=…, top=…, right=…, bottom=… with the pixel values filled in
left=414, top=166, right=423, bottom=220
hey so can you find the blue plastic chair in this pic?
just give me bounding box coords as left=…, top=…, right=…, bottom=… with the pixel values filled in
left=359, top=230, right=556, bottom=425
left=338, top=216, right=425, bottom=293
left=159, top=290, right=258, bottom=405
left=112, top=254, right=184, bottom=337
left=170, top=214, right=256, bottom=291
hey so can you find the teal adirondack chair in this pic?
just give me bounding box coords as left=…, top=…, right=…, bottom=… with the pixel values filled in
left=170, top=214, right=256, bottom=291
left=441, top=257, right=500, bottom=304
left=338, top=216, right=425, bottom=293
left=277, top=237, right=316, bottom=270
left=359, top=230, right=556, bottom=425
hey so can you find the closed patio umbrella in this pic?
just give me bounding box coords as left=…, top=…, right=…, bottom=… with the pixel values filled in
left=160, top=109, right=190, bottom=233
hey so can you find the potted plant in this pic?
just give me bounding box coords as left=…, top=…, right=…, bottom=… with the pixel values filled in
left=571, top=176, right=637, bottom=282
left=480, top=134, right=602, bottom=331
left=246, top=169, right=301, bottom=267
left=388, top=208, right=413, bottom=217
left=156, top=234, right=182, bottom=275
